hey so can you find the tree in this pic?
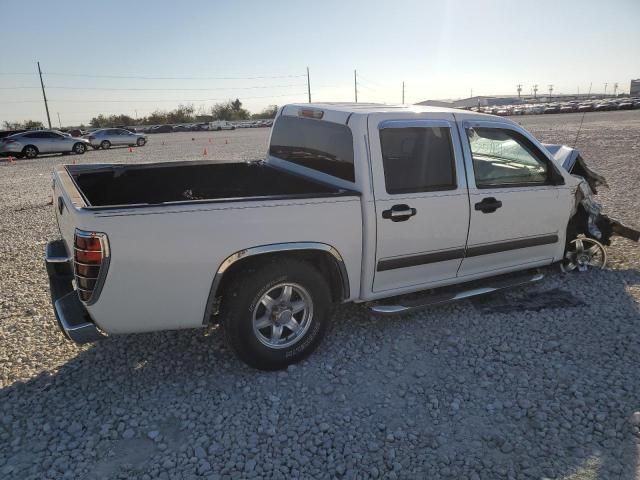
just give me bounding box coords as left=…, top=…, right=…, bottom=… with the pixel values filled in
left=3, top=120, right=43, bottom=130
left=252, top=105, right=278, bottom=119
left=211, top=99, right=250, bottom=121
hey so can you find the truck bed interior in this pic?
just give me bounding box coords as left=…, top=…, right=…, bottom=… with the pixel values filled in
left=69, top=161, right=348, bottom=207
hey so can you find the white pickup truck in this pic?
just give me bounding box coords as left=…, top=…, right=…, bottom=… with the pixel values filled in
left=45, top=103, right=638, bottom=369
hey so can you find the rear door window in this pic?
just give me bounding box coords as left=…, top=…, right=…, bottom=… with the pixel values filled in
left=379, top=127, right=456, bottom=194
left=269, top=115, right=355, bottom=182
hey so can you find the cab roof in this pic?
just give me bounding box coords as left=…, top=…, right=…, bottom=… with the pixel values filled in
left=281, top=102, right=506, bottom=124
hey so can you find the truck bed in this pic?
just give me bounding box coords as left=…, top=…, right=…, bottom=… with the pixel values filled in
left=67, top=160, right=349, bottom=207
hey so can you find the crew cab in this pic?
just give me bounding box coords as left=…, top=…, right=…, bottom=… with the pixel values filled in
left=45, top=103, right=638, bottom=369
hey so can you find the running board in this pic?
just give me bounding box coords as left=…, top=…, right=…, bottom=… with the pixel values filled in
left=368, top=271, right=544, bottom=315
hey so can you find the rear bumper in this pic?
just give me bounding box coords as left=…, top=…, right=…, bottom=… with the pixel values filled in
left=45, top=239, right=105, bottom=343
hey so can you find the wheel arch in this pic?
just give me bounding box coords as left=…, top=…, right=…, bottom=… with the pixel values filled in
left=202, top=242, right=350, bottom=325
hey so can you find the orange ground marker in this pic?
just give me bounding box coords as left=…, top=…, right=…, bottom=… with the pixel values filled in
left=203, top=147, right=208, bottom=156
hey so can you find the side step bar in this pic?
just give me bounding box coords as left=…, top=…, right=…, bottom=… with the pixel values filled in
left=369, top=270, right=544, bottom=315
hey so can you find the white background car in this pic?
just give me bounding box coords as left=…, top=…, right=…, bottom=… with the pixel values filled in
left=208, top=120, right=235, bottom=131
left=84, top=128, right=147, bottom=150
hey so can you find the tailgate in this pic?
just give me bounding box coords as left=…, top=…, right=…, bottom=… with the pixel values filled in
left=53, top=166, right=87, bottom=252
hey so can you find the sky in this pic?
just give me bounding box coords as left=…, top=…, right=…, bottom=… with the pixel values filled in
left=1, top=0, right=639, bottom=126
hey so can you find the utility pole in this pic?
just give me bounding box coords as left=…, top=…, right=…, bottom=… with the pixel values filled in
left=548, top=84, right=553, bottom=101
left=354, top=70, right=358, bottom=103
left=37, top=61, right=52, bottom=129
left=604, top=82, right=608, bottom=96
left=470, top=88, right=473, bottom=98
left=402, top=81, right=405, bottom=104
left=533, top=84, right=538, bottom=100
left=613, top=82, right=618, bottom=96
left=57, top=112, right=62, bottom=129
left=306, top=66, right=311, bottom=103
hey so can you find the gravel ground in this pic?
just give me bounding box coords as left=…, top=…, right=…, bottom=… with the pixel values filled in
left=1, top=111, right=639, bottom=479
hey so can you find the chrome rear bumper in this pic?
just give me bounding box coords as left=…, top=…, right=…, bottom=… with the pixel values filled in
left=45, top=240, right=105, bottom=343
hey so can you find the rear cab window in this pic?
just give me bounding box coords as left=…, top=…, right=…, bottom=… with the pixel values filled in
left=379, top=126, right=456, bottom=194
left=269, top=115, right=355, bottom=182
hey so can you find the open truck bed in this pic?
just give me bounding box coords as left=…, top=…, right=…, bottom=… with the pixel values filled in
left=67, top=160, right=350, bottom=208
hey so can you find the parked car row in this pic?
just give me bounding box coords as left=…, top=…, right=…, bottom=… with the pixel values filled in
left=0, top=128, right=148, bottom=159
left=140, top=119, right=274, bottom=134
left=467, top=97, right=640, bottom=117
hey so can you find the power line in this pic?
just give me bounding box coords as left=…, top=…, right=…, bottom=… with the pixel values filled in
left=44, top=92, right=309, bottom=104
left=44, top=84, right=306, bottom=91
left=0, top=71, right=306, bottom=80
left=43, top=72, right=306, bottom=80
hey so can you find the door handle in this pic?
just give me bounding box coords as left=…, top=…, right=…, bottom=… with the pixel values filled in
left=382, top=204, right=417, bottom=222
left=475, top=197, right=502, bottom=213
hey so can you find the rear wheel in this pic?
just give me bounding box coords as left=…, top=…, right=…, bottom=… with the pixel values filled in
left=136, top=138, right=146, bottom=146
left=22, top=145, right=38, bottom=159
left=73, top=143, right=86, bottom=154
left=100, top=140, right=111, bottom=150
left=220, top=259, right=333, bottom=370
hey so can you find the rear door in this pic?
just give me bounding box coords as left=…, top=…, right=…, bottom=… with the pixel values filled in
left=49, top=132, right=72, bottom=152
left=118, top=129, right=136, bottom=144
left=457, top=120, right=567, bottom=276
left=369, top=115, right=470, bottom=293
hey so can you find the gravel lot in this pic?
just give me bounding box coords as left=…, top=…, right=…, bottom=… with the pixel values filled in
left=1, top=111, right=639, bottom=480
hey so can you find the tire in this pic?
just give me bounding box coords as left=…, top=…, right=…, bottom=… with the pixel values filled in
left=100, top=140, right=111, bottom=150
left=73, top=143, right=86, bottom=154
left=22, top=145, right=38, bottom=159
left=220, top=259, right=333, bottom=370
left=136, top=138, right=146, bottom=147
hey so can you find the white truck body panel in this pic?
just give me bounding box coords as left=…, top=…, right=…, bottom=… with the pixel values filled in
left=50, top=102, right=587, bottom=339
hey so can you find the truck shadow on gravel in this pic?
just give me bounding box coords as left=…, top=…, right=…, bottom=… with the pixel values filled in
left=1, top=268, right=639, bottom=479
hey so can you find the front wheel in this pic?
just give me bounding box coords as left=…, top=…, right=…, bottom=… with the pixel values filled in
left=136, top=138, right=146, bottom=146
left=73, top=143, right=86, bottom=154
left=220, top=259, right=333, bottom=370
left=100, top=140, right=111, bottom=150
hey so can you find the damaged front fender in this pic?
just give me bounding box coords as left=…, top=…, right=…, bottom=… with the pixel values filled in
left=544, top=143, right=640, bottom=245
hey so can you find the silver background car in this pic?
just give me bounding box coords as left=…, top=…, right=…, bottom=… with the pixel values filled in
left=0, top=130, right=89, bottom=159
left=84, top=128, right=147, bottom=149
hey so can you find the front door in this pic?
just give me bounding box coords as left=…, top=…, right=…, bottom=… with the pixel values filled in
left=369, top=115, right=470, bottom=293
left=458, top=121, right=567, bottom=277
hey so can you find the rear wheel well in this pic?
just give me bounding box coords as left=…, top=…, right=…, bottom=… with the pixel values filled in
left=209, top=250, right=347, bottom=322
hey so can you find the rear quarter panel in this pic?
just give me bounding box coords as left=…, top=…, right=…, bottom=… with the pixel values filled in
left=81, top=197, right=362, bottom=334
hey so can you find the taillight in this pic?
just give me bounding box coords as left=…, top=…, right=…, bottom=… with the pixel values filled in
left=73, top=229, right=110, bottom=303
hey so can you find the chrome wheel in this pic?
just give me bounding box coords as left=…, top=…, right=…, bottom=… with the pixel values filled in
left=100, top=140, right=111, bottom=149
left=562, top=236, right=607, bottom=272
left=252, top=283, right=313, bottom=349
left=74, top=143, right=86, bottom=154
left=137, top=138, right=146, bottom=146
